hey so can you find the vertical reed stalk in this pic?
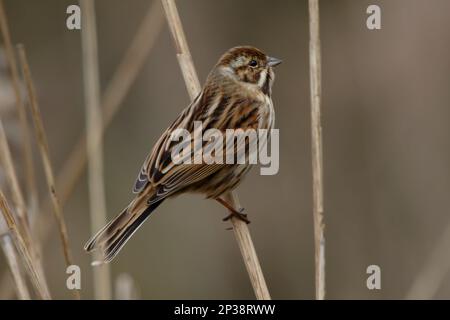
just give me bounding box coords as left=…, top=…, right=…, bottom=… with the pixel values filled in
left=223, top=193, right=271, bottom=300
left=0, top=119, right=30, bottom=248
left=0, top=119, right=51, bottom=298
left=0, top=191, right=50, bottom=299
left=161, top=0, right=271, bottom=300
left=0, top=0, right=31, bottom=233
left=406, top=223, right=450, bottom=299
left=115, top=273, right=139, bottom=300
left=20, top=108, right=39, bottom=234
left=0, top=230, right=30, bottom=299
left=0, top=0, right=49, bottom=299
left=308, top=0, right=326, bottom=300
left=0, top=2, right=164, bottom=298
left=0, top=0, right=37, bottom=217
left=17, top=45, right=80, bottom=300
left=80, top=0, right=111, bottom=300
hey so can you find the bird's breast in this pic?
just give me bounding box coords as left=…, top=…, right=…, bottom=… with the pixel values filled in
left=258, top=95, right=275, bottom=131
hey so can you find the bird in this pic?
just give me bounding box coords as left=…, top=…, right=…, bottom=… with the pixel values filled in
left=85, top=46, right=282, bottom=264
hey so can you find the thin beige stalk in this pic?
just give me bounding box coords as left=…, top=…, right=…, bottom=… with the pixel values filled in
left=0, top=2, right=164, bottom=298
left=161, top=0, right=271, bottom=300
left=161, top=0, right=201, bottom=98
left=115, top=273, right=139, bottom=300
left=0, top=0, right=48, bottom=299
left=0, top=231, right=30, bottom=299
left=308, top=0, right=326, bottom=300
left=0, top=191, right=50, bottom=299
left=0, top=119, right=51, bottom=299
left=0, top=0, right=31, bottom=232
left=80, top=0, right=111, bottom=300
left=55, top=0, right=164, bottom=206
left=20, top=107, right=39, bottom=233
left=17, top=45, right=80, bottom=300
left=0, top=0, right=37, bottom=220
left=406, top=223, right=450, bottom=299
left=223, top=193, right=271, bottom=300
left=0, top=120, right=29, bottom=239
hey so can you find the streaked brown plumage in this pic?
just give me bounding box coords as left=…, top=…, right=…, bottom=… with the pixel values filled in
left=85, top=46, right=281, bottom=263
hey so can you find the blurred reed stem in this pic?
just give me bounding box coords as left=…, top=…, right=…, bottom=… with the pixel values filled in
left=115, top=273, right=139, bottom=300
left=17, top=44, right=80, bottom=300
left=0, top=190, right=50, bottom=299
left=406, top=223, right=450, bottom=299
left=0, top=0, right=31, bottom=238
left=0, top=0, right=37, bottom=220
left=0, top=118, right=51, bottom=298
left=0, top=0, right=48, bottom=299
left=0, top=1, right=164, bottom=298
left=223, top=193, right=271, bottom=300
left=0, top=231, right=30, bottom=299
left=161, top=0, right=271, bottom=300
left=308, top=0, right=326, bottom=300
left=80, top=0, right=111, bottom=300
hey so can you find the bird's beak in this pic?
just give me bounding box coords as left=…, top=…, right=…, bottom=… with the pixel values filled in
left=267, top=56, right=282, bottom=67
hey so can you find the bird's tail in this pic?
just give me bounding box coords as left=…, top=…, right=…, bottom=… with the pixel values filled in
left=84, top=193, right=164, bottom=264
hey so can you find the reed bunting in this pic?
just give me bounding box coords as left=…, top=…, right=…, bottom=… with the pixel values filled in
left=85, top=46, right=282, bottom=263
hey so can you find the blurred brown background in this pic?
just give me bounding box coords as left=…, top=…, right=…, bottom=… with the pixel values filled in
left=1, top=0, right=450, bottom=299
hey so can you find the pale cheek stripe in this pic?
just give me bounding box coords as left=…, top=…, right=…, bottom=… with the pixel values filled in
left=258, top=69, right=268, bottom=88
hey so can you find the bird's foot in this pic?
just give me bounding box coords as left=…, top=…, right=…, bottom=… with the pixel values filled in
left=215, top=197, right=251, bottom=225
left=222, top=208, right=250, bottom=224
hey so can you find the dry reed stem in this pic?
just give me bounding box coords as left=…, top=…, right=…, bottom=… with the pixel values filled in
left=0, top=0, right=37, bottom=220
left=53, top=0, right=164, bottom=206
left=0, top=0, right=31, bottom=233
left=20, top=108, right=39, bottom=236
left=17, top=45, right=80, bottom=300
left=0, top=119, right=51, bottom=298
left=308, top=0, right=326, bottom=300
left=406, top=223, right=450, bottom=299
left=80, top=0, right=111, bottom=300
left=0, top=120, right=29, bottom=238
left=0, top=2, right=164, bottom=298
left=0, top=191, right=50, bottom=299
left=0, top=231, right=30, bottom=299
left=0, top=0, right=48, bottom=299
left=161, top=0, right=271, bottom=300
left=115, top=273, right=139, bottom=300
left=0, top=216, right=30, bottom=300
left=161, top=0, right=200, bottom=99
left=223, top=193, right=271, bottom=300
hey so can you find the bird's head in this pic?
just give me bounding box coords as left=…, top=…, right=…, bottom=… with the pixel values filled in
left=215, top=46, right=282, bottom=95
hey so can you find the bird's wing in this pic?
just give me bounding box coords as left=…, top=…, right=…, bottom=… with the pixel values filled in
left=132, top=90, right=222, bottom=195
left=132, top=91, right=202, bottom=194
left=132, top=87, right=264, bottom=199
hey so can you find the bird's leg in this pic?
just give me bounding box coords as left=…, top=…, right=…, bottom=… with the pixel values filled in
left=215, top=197, right=250, bottom=224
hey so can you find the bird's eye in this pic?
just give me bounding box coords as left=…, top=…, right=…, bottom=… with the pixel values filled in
left=248, top=60, right=258, bottom=67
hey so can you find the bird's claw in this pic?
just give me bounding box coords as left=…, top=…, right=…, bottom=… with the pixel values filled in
left=222, top=208, right=250, bottom=224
